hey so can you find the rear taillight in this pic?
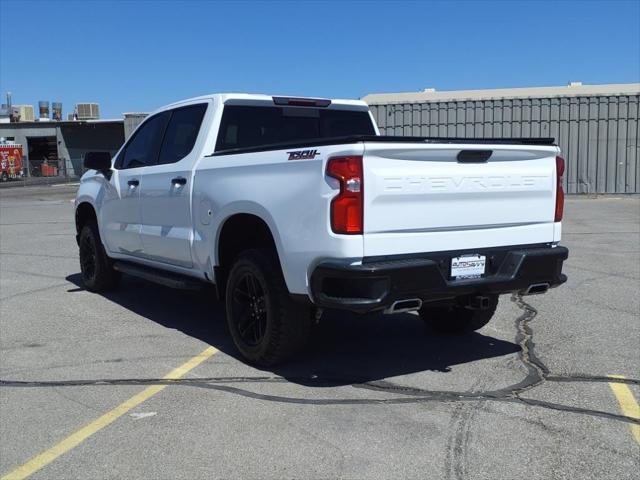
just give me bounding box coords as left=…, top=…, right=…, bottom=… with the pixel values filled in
left=555, top=156, right=565, bottom=222
left=327, top=156, right=363, bottom=234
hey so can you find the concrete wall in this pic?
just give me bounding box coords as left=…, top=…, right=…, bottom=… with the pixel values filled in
left=369, top=95, right=640, bottom=194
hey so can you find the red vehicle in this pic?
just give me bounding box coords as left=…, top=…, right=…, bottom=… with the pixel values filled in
left=0, top=144, right=23, bottom=182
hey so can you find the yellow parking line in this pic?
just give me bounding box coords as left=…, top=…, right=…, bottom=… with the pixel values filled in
left=607, top=374, right=640, bottom=445
left=1, top=346, right=218, bottom=480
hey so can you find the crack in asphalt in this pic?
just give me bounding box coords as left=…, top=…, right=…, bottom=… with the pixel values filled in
left=546, top=375, right=639, bottom=385
left=0, top=251, right=76, bottom=259
left=0, top=282, right=71, bottom=301
left=2, top=377, right=636, bottom=425
left=444, top=376, right=486, bottom=480
left=2, top=269, right=68, bottom=280
left=1, top=293, right=639, bottom=428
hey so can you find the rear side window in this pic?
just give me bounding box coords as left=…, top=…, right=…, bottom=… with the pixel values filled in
left=158, top=104, right=207, bottom=165
left=120, top=112, right=169, bottom=169
left=215, top=105, right=375, bottom=151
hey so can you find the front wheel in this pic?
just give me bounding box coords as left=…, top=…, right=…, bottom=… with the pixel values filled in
left=79, top=223, right=120, bottom=292
left=419, top=295, right=498, bottom=333
left=225, top=249, right=312, bottom=366
left=1, top=172, right=8, bottom=182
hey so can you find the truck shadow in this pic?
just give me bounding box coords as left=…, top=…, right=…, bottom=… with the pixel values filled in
left=66, top=273, right=521, bottom=387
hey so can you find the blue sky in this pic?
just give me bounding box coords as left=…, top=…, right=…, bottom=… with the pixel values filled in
left=1, top=0, right=639, bottom=118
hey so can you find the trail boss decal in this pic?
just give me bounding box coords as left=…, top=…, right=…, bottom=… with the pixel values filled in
left=287, top=149, right=320, bottom=160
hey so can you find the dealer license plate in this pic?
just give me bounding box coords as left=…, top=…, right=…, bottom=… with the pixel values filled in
left=451, top=254, right=486, bottom=279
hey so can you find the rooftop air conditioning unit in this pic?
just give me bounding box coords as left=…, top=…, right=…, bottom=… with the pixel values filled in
left=75, top=103, right=100, bottom=120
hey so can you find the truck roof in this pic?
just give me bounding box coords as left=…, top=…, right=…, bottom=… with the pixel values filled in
left=161, top=93, right=369, bottom=111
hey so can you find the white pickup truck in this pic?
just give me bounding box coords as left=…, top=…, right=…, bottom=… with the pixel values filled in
left=75, top=93, right=568, bottom=365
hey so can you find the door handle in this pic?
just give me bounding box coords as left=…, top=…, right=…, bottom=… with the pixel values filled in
left=127, top=179, right=139, bottom=187
left=171, top=177, right=187, bottom=186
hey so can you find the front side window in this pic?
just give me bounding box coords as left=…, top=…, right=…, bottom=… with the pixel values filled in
left=120, top=112, right=169, bottom=169
left=158, top=104, right=207, bottom=165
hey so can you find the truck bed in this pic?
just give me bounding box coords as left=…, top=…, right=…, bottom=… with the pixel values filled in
left=210, top=135, right=557, bottom=156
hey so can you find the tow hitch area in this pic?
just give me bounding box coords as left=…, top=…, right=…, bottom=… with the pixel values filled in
left=465, top=295, right=492, bottom=310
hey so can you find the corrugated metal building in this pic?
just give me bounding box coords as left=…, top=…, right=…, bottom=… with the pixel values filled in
left=123, top=112, right=148, bottom=140
left=363, top=83, right=640, bottom=194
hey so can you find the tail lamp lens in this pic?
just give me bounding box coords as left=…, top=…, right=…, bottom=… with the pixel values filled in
left=326, top=156, right=363, bottom=234
left=555, top=156, right=565, bottom=222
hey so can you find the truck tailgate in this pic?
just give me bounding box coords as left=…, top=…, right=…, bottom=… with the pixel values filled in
left=362, top=142, right=560, bottom=257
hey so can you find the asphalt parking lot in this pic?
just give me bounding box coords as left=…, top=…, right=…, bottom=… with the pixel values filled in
left=1, top=185, right=638, bottom=480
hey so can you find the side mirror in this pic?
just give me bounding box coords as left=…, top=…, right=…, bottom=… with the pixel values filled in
left=83, top=152, right=112, bottom=172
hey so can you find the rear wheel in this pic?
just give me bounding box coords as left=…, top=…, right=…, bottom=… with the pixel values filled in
left=79, top=222, right=120, bottom=292
left=225, top=249, right=312, bottom=366
left=1, top=172, right=8, bottom=182
left=419, top=295, right=498, bottom=333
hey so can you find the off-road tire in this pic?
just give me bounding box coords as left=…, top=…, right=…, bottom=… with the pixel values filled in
left=420, top=295, right=499, bottom=333
left=79, top=222, right=120, bottom=292
left=225, top=249, right=312, bottom=366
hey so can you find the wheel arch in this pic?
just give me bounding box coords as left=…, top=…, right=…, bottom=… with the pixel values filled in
left=214, top=212, right=284, bottom=297
left=75, top=201, right=98, bottom=245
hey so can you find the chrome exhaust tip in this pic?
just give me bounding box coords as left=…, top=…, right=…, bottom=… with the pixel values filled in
left=384, top=298, right=423, bottom=314
left=523, top=283, right=550, bottom=295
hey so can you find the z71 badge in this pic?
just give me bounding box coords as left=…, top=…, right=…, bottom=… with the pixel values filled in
left=287, top=149, right=320, bottom=160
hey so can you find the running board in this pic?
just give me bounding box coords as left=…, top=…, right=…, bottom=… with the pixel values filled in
left=112, top=261, right=206, bottom=291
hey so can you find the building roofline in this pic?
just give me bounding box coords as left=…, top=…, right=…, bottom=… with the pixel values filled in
left=0, top=120, right=123, bottom=127
left=362, top=82, right=640, bottom=105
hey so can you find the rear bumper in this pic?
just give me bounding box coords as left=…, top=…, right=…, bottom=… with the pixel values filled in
left=309, top=244, right=568, bottom=313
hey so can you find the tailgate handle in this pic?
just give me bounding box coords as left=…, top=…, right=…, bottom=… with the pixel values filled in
left=457, top=150, right=492, bottom=163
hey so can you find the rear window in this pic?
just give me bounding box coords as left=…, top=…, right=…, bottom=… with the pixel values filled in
left=215, top=105, right=375, bottom=151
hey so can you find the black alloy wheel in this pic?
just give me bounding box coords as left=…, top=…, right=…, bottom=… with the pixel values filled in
left=225, top=249, right=312, bottom=366
left=78, top=223, right=120, bottom=292
left=79, top=230, right=98, bottom=282
left=231, top=272, right=269, bottom=346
